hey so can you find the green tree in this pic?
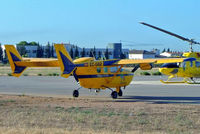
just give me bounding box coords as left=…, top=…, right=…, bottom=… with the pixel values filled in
left=29, top=41, right=38, bottom=46
left=105, top=47, right=109, bottom=59
left=36, top=44, right=44, bottom=58
left=45, top=42, right=51, bottom=58
left=0, top=44, right=3, bottom=61
left=98, top=51, right=101, bottom=59
left=75, top=46, right=79, bottom=58
left=89, top=49, right=93, bottom=57
left=120, top=53, right=126, bottom=59
left=81, top=47, right=86, bottom=57
left=93, top=46, right=96, bottom=59
left=3, top=49, right=8, bottom=63
left=162, top=48, right=166, bottom=53
left=17, top=45, right=26, bottom=56
left=51, top=44, right=54, bottom=57
left=16, top=41, right=28, bottom=56
left=17, top=41, right=29, bottom=46
left=167, top=48, right=170, bottom=52
left=70, top=47, right=74, bottom=59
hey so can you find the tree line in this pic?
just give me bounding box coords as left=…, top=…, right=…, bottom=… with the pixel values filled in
left=0, top=41, right=127, bottom=64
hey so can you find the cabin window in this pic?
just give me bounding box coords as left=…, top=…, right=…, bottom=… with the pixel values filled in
left=97, top=67, right=101, bottom=73
left=110, top=66, right=118, bottom=73
left=196, top=61, right=200, bottom=67
left=104, top=67, right=108, bottom=73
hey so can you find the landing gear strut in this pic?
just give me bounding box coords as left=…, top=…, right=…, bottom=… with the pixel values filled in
left=118, top=89, right=123, bottom=97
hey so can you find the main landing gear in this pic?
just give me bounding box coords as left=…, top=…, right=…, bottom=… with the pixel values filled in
left=109, top=87, right=123, bottom=99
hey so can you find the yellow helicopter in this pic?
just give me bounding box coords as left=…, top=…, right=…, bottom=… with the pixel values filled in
left=141, top=22, right=200, bottom=84
left=5, top=44, right=184, bottom=98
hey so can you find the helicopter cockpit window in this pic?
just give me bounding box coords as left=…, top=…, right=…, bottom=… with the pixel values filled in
left=196, top=61, right=200, bottom=67
left=97, top=67, right=101, bottom=73
left=161, top=63, right=179, bottom=68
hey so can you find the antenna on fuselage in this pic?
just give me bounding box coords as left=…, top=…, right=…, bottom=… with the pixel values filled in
left=140, top=22, right=200, bottom=52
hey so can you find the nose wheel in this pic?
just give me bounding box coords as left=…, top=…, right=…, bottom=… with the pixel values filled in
left=73, top=90, right=79, bottom=97
left=73, top=86, right=82, bottom=98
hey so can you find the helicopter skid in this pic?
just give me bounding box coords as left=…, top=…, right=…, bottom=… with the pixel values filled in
left=185, top=80, right=200, bottom=84
left=160, top=79, right=186, bottom=84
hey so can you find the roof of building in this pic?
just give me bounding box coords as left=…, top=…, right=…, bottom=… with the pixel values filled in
left=129, top=50, right=155, bottom=55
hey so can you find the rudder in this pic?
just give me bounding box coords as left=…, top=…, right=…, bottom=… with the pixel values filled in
left=5, top=45, right=27, bottom=77
left=54, top=44, right=76, bottom=78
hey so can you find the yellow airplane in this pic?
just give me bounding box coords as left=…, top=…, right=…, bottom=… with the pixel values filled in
left=141, top=22, right=200, bottom=84
left=5, top=44, right=184, bottom=98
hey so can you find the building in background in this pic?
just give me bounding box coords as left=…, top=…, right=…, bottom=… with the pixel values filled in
left=25, top=46, right=37, bottom=57
left=2, top=42, right=146, bottom=60
left=160, top=51, right=183, bottom=57
left=108, top=43, right=122, bottom=59
left=129, top=50, right=156, bottom=59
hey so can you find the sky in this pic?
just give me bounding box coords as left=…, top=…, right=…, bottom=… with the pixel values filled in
left=0, top=0, right=200, bottom=52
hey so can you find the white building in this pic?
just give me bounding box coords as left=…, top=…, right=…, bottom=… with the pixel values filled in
left=129, top=50, right=155, bottom=59
left=160, top=51, right=183, bottom=57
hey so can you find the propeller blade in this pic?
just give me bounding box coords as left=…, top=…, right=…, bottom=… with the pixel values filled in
left=140, top=22, right=200, bottom=44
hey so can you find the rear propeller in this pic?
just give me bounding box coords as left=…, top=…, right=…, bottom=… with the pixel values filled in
left=140, top=22, right=200, bottom=52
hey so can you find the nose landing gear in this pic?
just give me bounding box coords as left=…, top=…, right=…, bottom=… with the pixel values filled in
left=73, top=86, right=82, bottom=98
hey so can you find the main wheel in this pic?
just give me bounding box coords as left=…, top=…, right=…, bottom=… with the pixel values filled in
left=111, top=91, right=118, bottom=99
left=73, top=90, right=79, bottom=98
left=118, top=89, right=123, bottom=97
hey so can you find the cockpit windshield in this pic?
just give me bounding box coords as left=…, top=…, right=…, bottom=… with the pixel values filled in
left=161, top=63, right=179, bottom=68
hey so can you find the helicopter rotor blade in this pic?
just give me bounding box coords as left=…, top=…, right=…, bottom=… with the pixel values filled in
left=140, top=22, right=200, bottom=45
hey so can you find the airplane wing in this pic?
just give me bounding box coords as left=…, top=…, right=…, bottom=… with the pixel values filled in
left=117, top=58, right=185, bottom=65
left=116, top=58, right=185, bottom=70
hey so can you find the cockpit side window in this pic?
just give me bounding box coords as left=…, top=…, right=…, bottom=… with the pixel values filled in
left=104, top=67, right=108, bottom=73
left=97, top=67, right=101, bottom=73
left=110, top=66, right=118, bottom=73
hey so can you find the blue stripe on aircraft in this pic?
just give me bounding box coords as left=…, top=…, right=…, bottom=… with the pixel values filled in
left=183, top=58, right=196, bottom=62
left=103, top=60, right=119, bottom=66
left=59, top=51, right=76, bottom=74
left=10, top=52, right=26, bottom=74
left=77, top=73, right=133, bottom=79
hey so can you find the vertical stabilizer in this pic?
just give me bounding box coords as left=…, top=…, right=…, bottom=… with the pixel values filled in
left=54, top=44, right=76, bottom=78
left=5, top=45, right=26, bottom=77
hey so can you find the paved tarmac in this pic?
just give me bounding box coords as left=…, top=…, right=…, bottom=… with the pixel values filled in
left=0, top=76, right=200, bottom=104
